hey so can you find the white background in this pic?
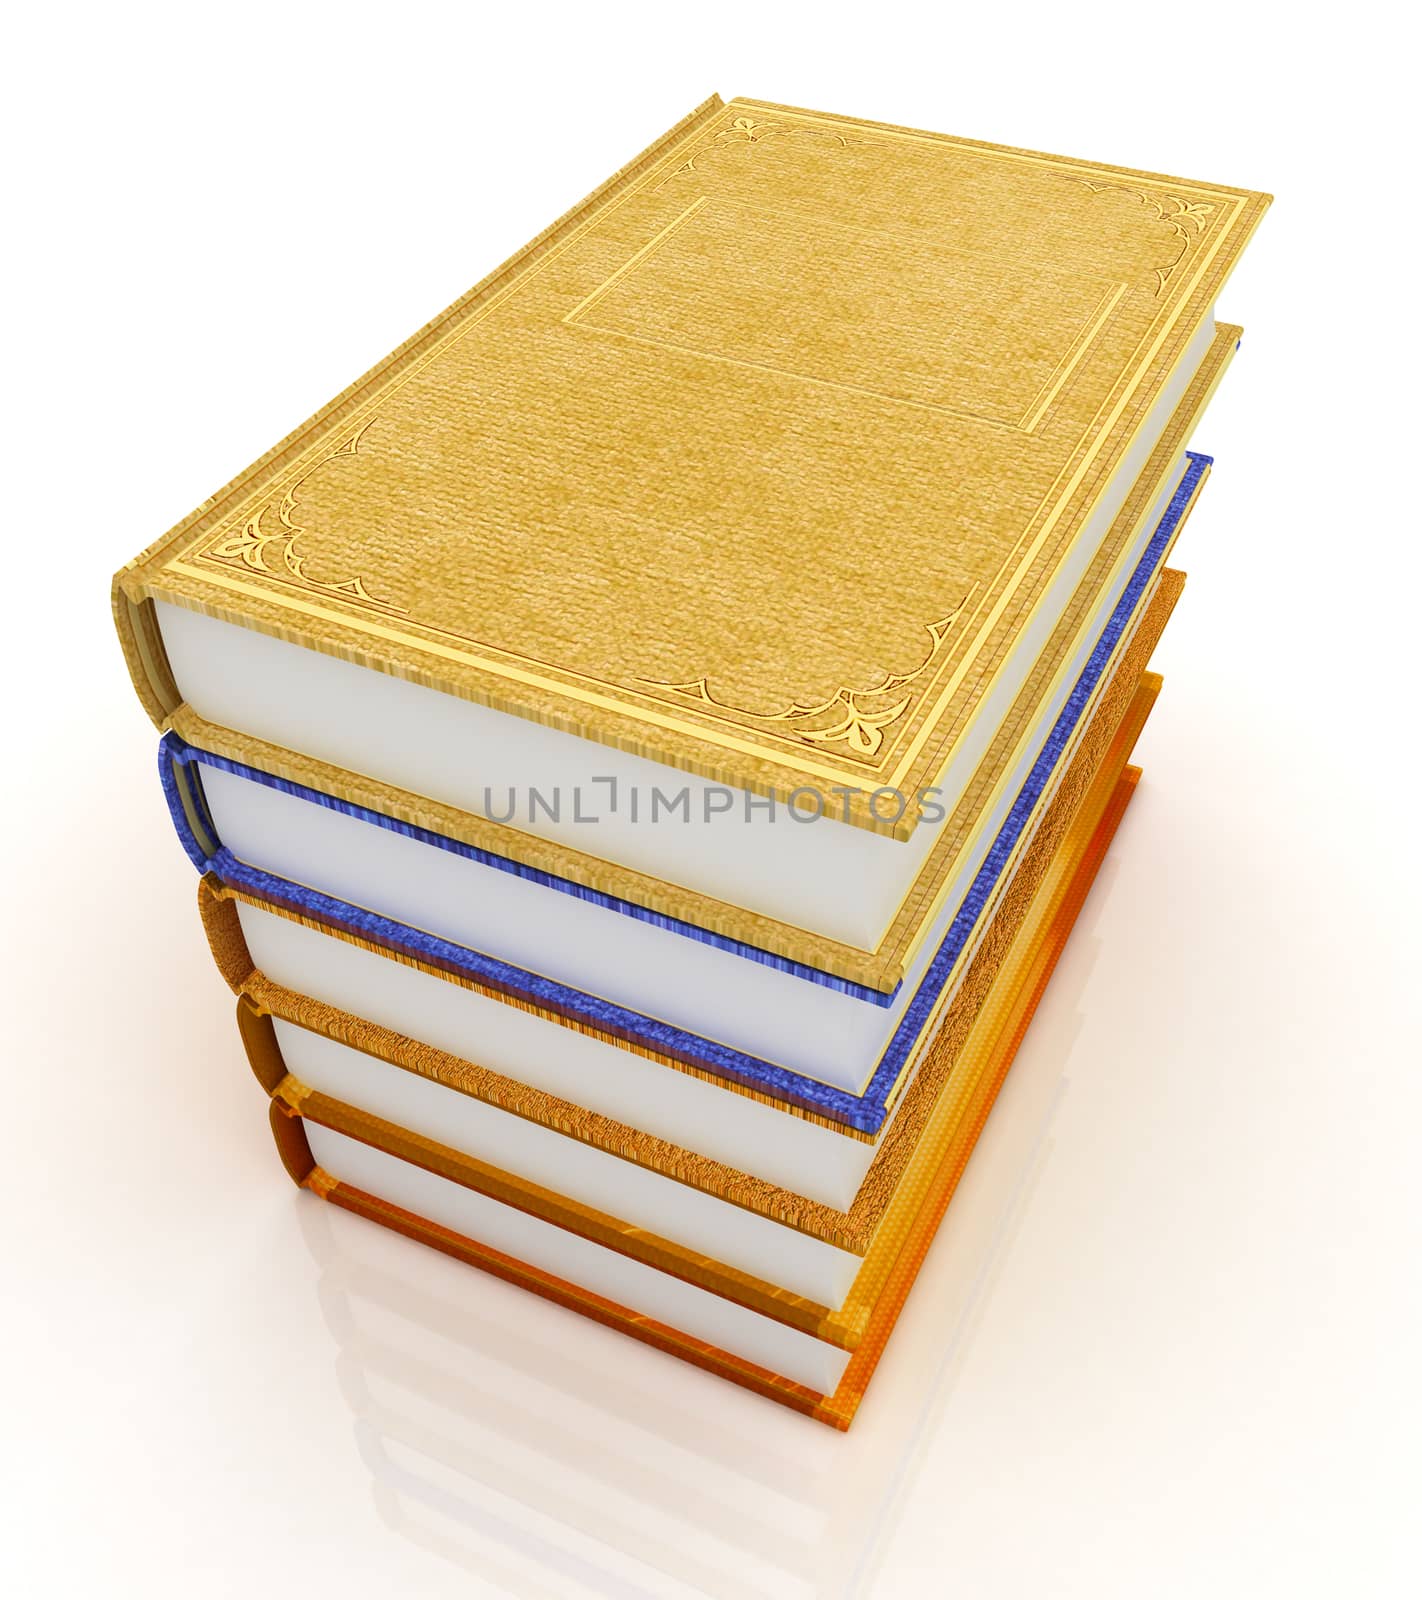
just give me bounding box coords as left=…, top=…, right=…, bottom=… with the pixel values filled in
left=4, top=3, right=1419, bottom=1595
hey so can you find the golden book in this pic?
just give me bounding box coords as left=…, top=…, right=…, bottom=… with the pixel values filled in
left=111, top=90, right=1265, bottom=982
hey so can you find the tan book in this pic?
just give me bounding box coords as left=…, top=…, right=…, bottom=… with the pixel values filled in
left=114, top=92, right=1266, bottom=984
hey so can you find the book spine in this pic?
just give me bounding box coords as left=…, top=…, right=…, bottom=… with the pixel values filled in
left=236, top=994, right=286, bottom=1096
left=268, top=1097, right=319, bottom=1189
left=198, top=874, right=257, bottom=991
left=113, top=584, right=181, bottom=725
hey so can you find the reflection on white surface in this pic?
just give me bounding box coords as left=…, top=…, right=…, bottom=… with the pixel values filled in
left=290, top=949, right=1084, bottom=1600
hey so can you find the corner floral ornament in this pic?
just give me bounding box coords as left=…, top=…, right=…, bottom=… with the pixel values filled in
left=208, top=421, right=407, bottom=615
left=659, top=113, right=849, bottom=186
left=644, top=590, right=976, bottom=759
left=1072, top=179, right=1217, bottom=295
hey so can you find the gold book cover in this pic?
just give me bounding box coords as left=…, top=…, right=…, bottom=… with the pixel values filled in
left=113, top=93, right=1265, bottom=982
left=161, top=336, right=1222, bottom=995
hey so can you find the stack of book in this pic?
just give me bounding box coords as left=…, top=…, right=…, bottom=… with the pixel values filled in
left=112, top=95, right=1268, bottom=1428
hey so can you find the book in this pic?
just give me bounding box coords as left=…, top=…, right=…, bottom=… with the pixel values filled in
left=113, top=92, right=1267, bottom=976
